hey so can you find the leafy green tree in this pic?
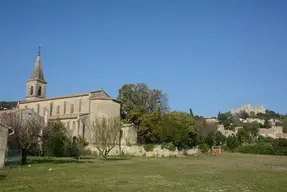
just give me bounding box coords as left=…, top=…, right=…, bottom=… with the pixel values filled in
left=278, top=119, right=287, bottom=133
left=238, top=110, right=249, bottom=119
left=159, top=111, right=195, bottom=148
left=139, top=111, right=163, bottom=144
left=0, top=101, right=17, bottom=110
left=230, top=115, right=243, bottom=128
left=257, top=110, right=280, bottom=121
left=214, top=132, right=226, bottom=145
left=195, top=117, right=217, bottom=138
left=217, top=112, right=232, bottom=129
left=226, top=136, right=239, bottom=151
left=264, top=119, right=272, bottom=128
left=257, top=135, right=274, bottom=144
left=117, top=83, right=169, bottom=142
left=42, top=119, right=69, bottom=157
left=243, top=122, right=260, bottom=139
left=237, top=128, right=251, bottom=143
left=189, top=108, right=194, bottom=117
left=204, top=133, right=215, bottom=148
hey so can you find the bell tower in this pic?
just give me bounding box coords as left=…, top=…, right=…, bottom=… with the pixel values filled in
left=25, top=47, right=47, bottom=100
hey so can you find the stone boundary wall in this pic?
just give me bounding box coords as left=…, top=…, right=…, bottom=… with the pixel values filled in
left=87, top=145, right=198, bottom=157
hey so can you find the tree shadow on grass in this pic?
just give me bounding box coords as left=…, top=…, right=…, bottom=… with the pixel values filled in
left=0, top=174, right=7, bottom=181
left=78, top=156, right=95, bottom=160
left=104, top=157, right=131, bottom=161
left=27, top=158, right=95, bottom=165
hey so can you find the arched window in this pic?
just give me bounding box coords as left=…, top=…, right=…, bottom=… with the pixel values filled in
left=38, top=86, right=42, bottom=96
left=56, top=105, right=60, bottom=114
left=30, top=86, right=34, bottom=95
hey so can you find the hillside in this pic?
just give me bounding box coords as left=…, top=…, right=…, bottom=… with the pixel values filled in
left=0, top=101, right=17, bottom=111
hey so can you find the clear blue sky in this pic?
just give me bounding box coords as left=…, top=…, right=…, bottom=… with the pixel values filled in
left=1, top=0, right=287, bottom=117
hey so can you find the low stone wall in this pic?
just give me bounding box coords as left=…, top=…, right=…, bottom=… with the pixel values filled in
left=87, top=144, right=198, bottom=157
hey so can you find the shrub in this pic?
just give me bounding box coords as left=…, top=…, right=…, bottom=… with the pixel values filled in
left=161, top=142, right=176, bottom=151
left=143, top=144, right=155, bottom=152
left=234, top=144, right=274, bottom=155
left=272, top=138, right=287, bottom=156
left=257, top=135, right=274, bottom=144
left=198, top=143, right=209, bottom=153
left=42, top=120, right=69, bottom=157
left=272, top=138, right=287, bottom=148
left=226, top=136, right=239, bottom=151
left=221, top=145, right=230, bottom=151
left=75, top=136, right=89, bottom=156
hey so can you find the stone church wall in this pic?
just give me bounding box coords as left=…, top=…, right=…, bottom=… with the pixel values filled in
left=19, top=95, right=90, bottom=117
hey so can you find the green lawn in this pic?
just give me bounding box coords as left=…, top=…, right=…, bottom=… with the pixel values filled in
left=1, top=153, right=287, bottom=192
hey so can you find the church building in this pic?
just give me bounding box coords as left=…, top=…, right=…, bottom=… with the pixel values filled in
left=18, top=49, right=121, bottom=139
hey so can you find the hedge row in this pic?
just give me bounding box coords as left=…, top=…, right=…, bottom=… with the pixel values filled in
left=234, top=144, right=287, bottom=156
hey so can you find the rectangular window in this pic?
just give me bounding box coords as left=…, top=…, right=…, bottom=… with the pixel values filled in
left=78, top=99, right=82, bottom=113
left=82, top=123, right=85, bottom=138
left=37, top=104, right=40, bottom=114
left=63, top=101, right=66, bottom=114
left=50, top=103, right=53, bottom=116
left=56, top=105, right=60, bottom=115
left=70, top=104, right=74, bottom=114
left=78, top=121, right=81, bottom=136
left=43, top=107, right=46, bottom=116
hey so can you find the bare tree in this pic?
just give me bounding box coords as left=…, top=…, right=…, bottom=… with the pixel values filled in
left=90, top=116, right=121, bottom=160
left=0, top=111, right=44, bottom=164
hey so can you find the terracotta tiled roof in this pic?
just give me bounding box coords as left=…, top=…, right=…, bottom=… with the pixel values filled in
left=19, top=90, right=121, bottom=104
left=259, top=128, right=274, bottom=135
left=0, top=109, right=22, bottom=115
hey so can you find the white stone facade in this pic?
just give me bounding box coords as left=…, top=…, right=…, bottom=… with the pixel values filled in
left=231, top=104, right=265, bottom=115
left=259, top=126, right=287, bottom=139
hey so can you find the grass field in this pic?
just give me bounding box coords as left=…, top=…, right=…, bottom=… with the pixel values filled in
left=1, top=153, right=287, bottom=192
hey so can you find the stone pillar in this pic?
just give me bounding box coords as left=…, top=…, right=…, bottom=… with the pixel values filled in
left=0, top=126, right=8, bottom=168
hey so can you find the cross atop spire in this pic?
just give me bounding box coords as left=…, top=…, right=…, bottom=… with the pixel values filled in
left=38, top=46, right=41, bottom=56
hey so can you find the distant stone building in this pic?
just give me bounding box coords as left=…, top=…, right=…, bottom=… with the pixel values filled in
left=231, top=104, right=265, bottom=115
left=259, top=126, right=287, bottom=139
left=216, top=124, right=238, bottom=137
